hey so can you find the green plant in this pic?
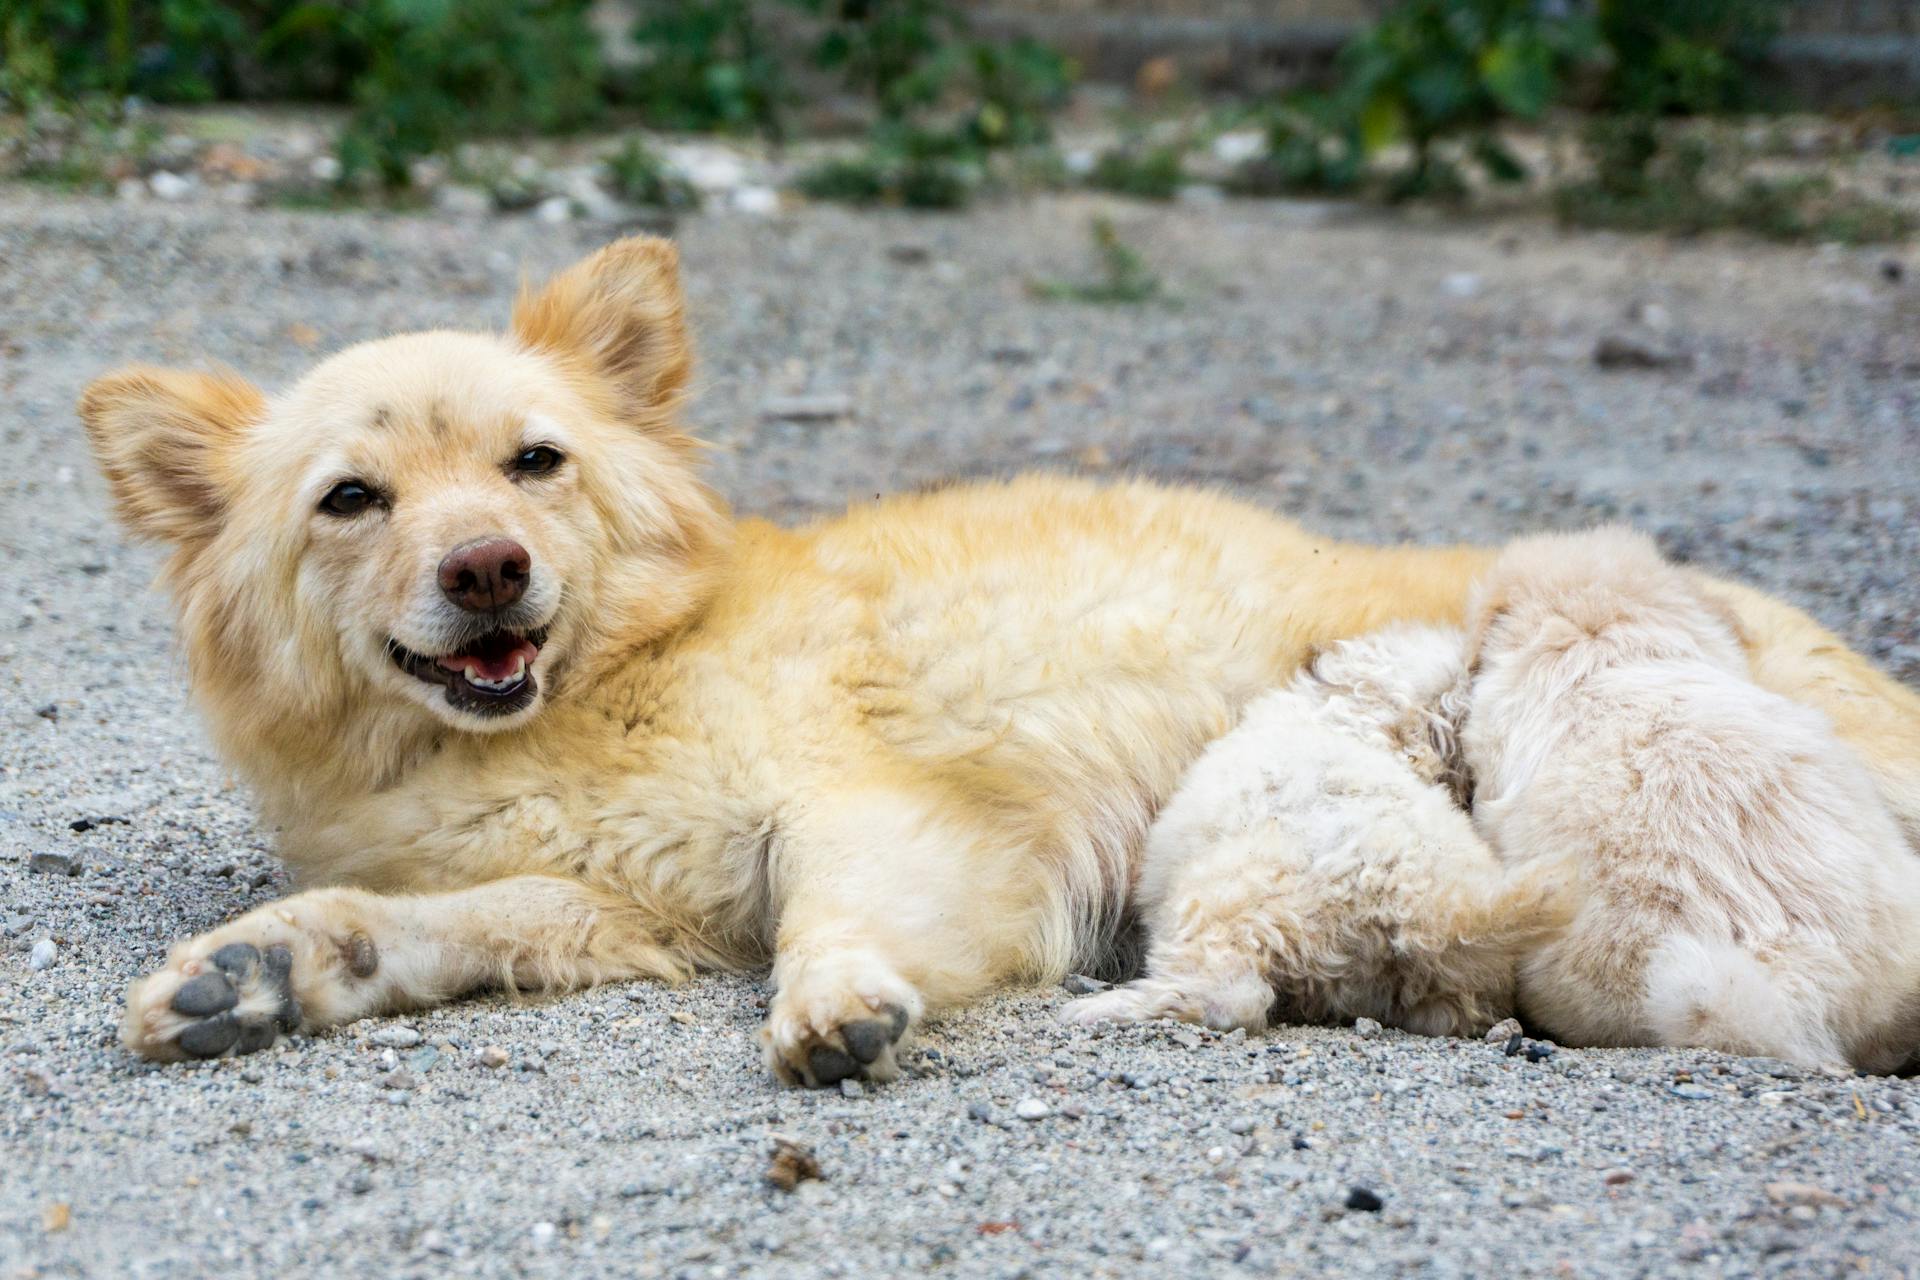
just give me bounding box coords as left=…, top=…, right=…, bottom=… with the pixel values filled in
left=1334, top=0, right=1598, bottom=199
left=1030, top=217, right=1162, bottom=304
left=1596, top=0, right=1787, bottom=115
left=603, top=137, right=702, bottom=209
left=337, top=0, right=603, bottom=187
left=803, top=0, right=962, bottom=121
left=1554, top=115, right=1914, bottom=244
left=627, top=0, right=786, bottom=137
left=795, top=124, right=978, bottom=208
left=1088, top=142, right=1186, bottom=200
left=1226, top=99, right=1364, bottom=195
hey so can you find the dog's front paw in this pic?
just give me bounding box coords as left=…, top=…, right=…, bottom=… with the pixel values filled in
left=1059, top=981, right=1177, bottom=1027
left=123, top=895, right=382, bottom=1061
left=763, top=948, right=921, bottom=1087
left=124, top=940, right=304, bottom=1061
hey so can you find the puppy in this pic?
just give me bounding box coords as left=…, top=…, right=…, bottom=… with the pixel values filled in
left=1463, top=528, right=1920, bottom=1071
left=1064, top=626, right=1560, bottom=1038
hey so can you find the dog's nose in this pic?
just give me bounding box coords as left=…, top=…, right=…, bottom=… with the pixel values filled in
left=438, top=538, right=531, bottom=613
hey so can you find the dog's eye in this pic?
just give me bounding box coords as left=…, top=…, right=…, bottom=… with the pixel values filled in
left=319, top=481, right=378, bottom=517
left=512, top=446, right=563, bottom=476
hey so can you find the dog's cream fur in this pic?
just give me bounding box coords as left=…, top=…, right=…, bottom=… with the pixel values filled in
left=79, top=236, right=1920, bottom=1084
left=1462, top=528, right=1920, bottom=1071
left=1062, top=626, right=1561, bottom=1038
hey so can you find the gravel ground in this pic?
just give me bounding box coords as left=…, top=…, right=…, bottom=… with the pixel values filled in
left=3, top=188, right=1920, bottom=1279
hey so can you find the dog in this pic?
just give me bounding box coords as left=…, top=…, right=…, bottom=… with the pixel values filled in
left=79, top=235, right=1920, bottom=1085
left=1062, top=625, right=1561, bottom=1038
left=1461, top=528, right=1920, bottom=1071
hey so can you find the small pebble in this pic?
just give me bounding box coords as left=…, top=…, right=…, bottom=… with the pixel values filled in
left=1484, top=1018, right=1522, bottom=1043
left=1353, top=1017, right=1383, bottom=1038
left=26, top=853, right=79, bottom=877
left=475, top=1046, right=509, bottom=1069
left=370, top=1027, right=423, bottom=1049
left=29, top=939, right=58, bottom=971
left=1014, top=1098, right=1051, bottom=1121
left=839, top=1078, right=864, bottom=1099
left=1345, top=1187, right=1384, bottom=1212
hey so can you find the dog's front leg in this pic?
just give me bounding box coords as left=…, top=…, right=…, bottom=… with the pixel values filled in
left=122, top=876, right=686, bottom=1061
left=761, top=787, right=1041, bottom=1087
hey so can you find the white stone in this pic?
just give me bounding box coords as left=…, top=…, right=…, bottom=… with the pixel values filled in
left=731, top=185, right=781, bottom=216
left=308, top=154, right=343, bottom=184
left=1014, top=1097, right=1050, bottom=1121
left=1210, top=129, right=1265, bottom=165
left=29, top=939, right=57, bottom=970
left=533, top=196, right=574, bottom=225
left=148, top=171, right=193, bottom=201
left=434, top=185, right=492, bottom=218
left=665, top=143, right=746, bottom=192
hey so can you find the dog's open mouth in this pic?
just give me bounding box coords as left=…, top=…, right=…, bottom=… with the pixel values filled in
left=389, top=626, right=549, bottom=716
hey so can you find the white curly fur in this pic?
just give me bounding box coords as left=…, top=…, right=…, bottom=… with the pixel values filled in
left=1063, top=625, right=1563, bottom=1038
left=1462, top=527, right=1920, bottom=1072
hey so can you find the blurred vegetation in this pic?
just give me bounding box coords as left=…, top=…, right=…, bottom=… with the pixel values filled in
left=2, top=0, right=1070, bottom=193
left=1555, top=115, right=1912, bottom=244
left=1, top=0, right=1910, bottom=239
left=1030, top=216, right=1162, bottom=304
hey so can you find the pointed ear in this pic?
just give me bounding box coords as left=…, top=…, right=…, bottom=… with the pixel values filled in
left=78, top=366, right=264, bottom=545
left=510, top=235, right=692, bottom=424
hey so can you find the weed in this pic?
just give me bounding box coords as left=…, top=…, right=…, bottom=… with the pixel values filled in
left=1088, top=143, right=1186, bottom=201
left=603, top=138, right=702, bottom=210
left=1554, top=116, right=1914, bottom=244
left=1030, top=217, right=1162, bottom=305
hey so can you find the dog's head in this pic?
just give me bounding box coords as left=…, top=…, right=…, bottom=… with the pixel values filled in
left=1298, top=624, right=1474, bottom=799
left=79, top=237, right=729, bottom=771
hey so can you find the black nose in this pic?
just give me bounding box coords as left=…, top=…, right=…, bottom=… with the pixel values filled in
left=438, top=537, right=531, bottom=613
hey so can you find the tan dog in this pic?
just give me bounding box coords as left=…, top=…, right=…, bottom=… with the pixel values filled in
left=1463, top=529, right=1920, bottom=1071
left=1062, top=626, right=1560, bottom=1039
left=80, top=236, right=1920, bottom=1085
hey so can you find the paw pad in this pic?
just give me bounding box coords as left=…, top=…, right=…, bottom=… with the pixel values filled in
left=167, top=942, right=301, bottom=1059
left=793, top=1003, right=910, bottom=1087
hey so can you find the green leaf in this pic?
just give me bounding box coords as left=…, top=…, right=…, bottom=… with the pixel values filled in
left=1358, top=95, right=1405, bottom=154
left=1479, top=34, right=1555, bottom=117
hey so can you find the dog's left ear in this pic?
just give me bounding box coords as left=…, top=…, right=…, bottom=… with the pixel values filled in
left=511, top=235, right=691, bottom=427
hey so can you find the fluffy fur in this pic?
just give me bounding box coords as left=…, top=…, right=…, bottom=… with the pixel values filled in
left=1064, top=626, right=1560, bottom=1038
left=78, top=236, right=1920, bottom=1085
left=1462, top=528, right=1920, bottom=1071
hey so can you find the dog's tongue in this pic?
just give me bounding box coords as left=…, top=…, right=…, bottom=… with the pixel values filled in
left=436, top=635, right=539, bottom=682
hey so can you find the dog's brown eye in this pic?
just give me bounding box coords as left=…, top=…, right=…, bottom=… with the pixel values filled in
left=513, top=446, right=563, bottom=475
left=320, top=481, right=377, bottom=517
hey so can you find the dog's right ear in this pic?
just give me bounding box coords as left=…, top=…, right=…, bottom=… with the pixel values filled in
left=78, top=366, right=264, bottom=545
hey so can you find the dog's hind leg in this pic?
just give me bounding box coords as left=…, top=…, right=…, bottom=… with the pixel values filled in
left=121, top=876, right=688, bottom=1061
